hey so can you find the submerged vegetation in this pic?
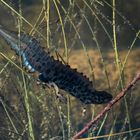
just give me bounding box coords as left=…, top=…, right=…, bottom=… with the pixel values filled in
left=0, top=0, right=140, bottom=139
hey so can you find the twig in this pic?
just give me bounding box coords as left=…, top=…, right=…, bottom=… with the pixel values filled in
left=72, top=73, right=140, bottom=139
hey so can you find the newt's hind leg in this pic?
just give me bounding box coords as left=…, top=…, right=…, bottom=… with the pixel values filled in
left=38, top=74, right=67, bottom=103
left=47, top=82, right=59, bottom=95
left=48, top=82, right=67, bottom=103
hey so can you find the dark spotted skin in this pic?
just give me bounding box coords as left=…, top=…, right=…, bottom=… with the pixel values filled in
left=0, top=26, right=112, bottom=104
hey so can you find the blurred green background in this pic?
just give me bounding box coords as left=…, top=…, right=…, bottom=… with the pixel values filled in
left=0, top=0, right=140, bottom=140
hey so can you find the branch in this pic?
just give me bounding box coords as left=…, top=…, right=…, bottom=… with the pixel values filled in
left=72, top=73, right=140, bottom=139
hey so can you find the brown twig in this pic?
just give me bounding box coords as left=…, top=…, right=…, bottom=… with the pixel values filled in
left=72, top=73, right=140, bottom=139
